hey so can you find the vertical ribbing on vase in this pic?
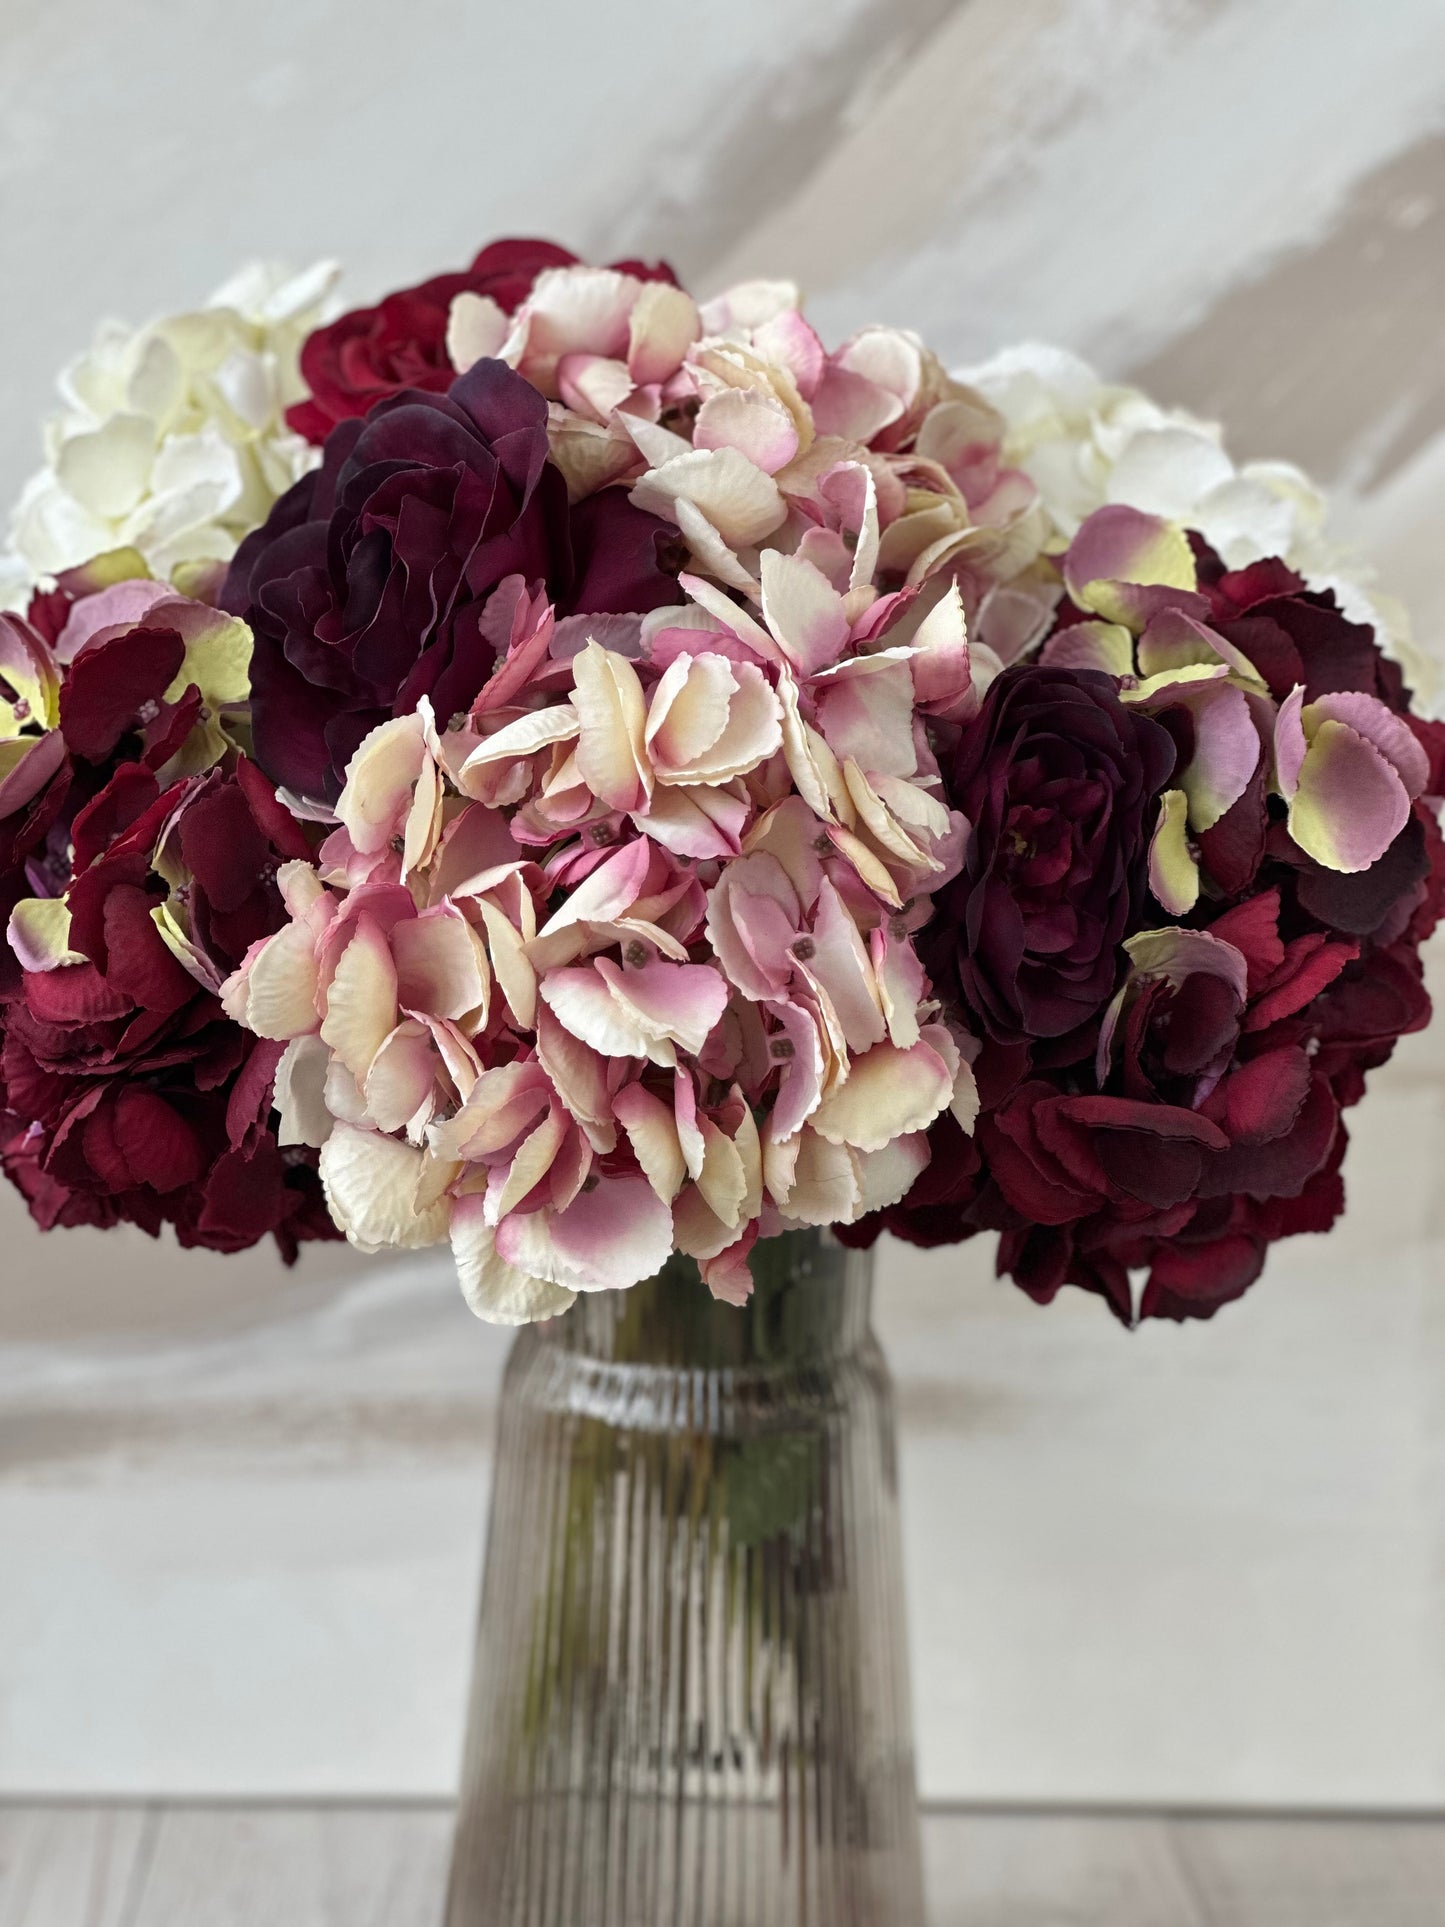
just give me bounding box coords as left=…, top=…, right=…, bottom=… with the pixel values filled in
left=444, top=1238, right=924, bottom=1927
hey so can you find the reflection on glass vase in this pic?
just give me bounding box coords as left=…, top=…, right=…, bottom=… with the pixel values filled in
left=445, top=1229, right=924, bottom=1927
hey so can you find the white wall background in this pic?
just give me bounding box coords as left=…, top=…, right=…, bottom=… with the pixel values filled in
left=4, top=0, right=1445, bottom=1808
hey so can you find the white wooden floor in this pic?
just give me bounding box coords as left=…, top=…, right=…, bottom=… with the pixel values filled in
left=5, top=1802, right=1445, bottom=1926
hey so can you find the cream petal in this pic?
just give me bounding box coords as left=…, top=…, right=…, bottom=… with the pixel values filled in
left=573, top=640, right=651, bottom=812
left=774, top=1127, right=858, bottom=1226
left=319, top=1124, right=451, bottom=1253
left=338, top=712, right=429, bottom=855
left=446, top=292, right=509, bottom=373
left=628, top=282, right=701, bottom=387
left=364, top=1021, right=441, bottom=1135
left=803, top=878, right=885, bottom=1056
left=851, top=1132, right=930, bottom=1217
left=694, top=389, right=799, bottom=475
left=557, top=354, right=636, bottom=423
left=869, top=923, right=926, bottom=1050
left=55, top=413, right=156, bottom=518
left=224, top=918, right=321, bottom=1038
left=541, top=964, right=659, bottom=1063
left=450, top=1196, right=575, bottom=1325
left=635, top=781, right=750, bottom=859
left=645, top=651, right=734, bottom=773
left=631, top=447, right=785, bottom=550
left=319, top=917, right=399, bottom=1079
left=809, top=1038, right=953, bottom=1152
left=488, top=1105, right=570, bottom=1220
left=760, top=549, right=849, bottom=675
left=684, top=663, right=781, bottom=782
left=613, top=1082, right=687, bottom=1202
left=1148, top=788, right=1200, bottom=916
left=475, top=897, right=537, bottom=1030
left=672, top=1183, right=739, bottom=1263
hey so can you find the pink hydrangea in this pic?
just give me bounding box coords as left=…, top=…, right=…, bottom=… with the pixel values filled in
left=222, top=557, right=982, bottom=1319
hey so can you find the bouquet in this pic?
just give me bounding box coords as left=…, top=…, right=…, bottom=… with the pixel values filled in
left=3, top=237, right=1440, bottom=1325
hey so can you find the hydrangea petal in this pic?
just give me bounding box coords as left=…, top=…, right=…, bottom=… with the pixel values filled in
left=1288, top=718, right=1412, bottom=873
left=319, top=1124, right=451, bottom=1251
left=1148, top=788, right=1200, bottom=915
left=451, top=1195, right=575, bottom=1324
left=809, top=1037, right=952, bottom=1153
left=319, top=917, right=399, bottom=1078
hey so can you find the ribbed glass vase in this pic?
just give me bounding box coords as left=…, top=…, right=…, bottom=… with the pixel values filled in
left=445, top=1228, right=924, bottom=1927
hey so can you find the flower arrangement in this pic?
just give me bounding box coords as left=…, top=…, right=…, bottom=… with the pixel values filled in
left=2, top=240, right=1440, bottom=1321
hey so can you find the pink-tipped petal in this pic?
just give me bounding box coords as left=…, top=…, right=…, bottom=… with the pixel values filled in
left=1289, top=719, right=1412, bottom=873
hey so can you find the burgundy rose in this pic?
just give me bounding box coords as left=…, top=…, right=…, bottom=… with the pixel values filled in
left=226, top=358, right=680, bottom=800
left=0, top=754, right=337, bottom=1262
left=931, top=663, right=1176, bottom=1044
left=287, top=237, right=680, bottom=441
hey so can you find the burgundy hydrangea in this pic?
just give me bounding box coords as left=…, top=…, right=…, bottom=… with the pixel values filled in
left=226, top=358, right=682, bottom=800
left=847, top=539, right=1445, bottom=1326
left=286, top=236, right=680, bottom=442
left=0, top=596, right=338, bottom=1262
left=929, top=662, right=1177, bottom=1046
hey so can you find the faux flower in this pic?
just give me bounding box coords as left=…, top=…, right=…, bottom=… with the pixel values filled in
left=224, top=359, right=682, bottom=800
left=0, top=567, right=338, bottom=1259
left=1, top=263, right=338, bottom=605
left=286, top=238, right=679, bottom=442
left=964, top=340, right=1434, bottom=706
left=11, top=238, right=1433, bottom=1334
left=221, top=583, right=976, bottom=1318
left=931, top=660, right=1176, bottom=1045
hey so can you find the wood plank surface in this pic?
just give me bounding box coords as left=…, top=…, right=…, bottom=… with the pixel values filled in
left=9, top=1804, right=1445, bottom=1926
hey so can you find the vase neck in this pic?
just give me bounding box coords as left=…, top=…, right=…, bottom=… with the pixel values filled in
left=545, top=1229, right=874, bottom=1368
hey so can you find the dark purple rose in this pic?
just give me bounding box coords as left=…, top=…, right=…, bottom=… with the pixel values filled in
left=286, top=237, right=681, bottom=442
left=226, top=358, right=681, bottom=800
left=932, top=663, right=1176, bottom=1044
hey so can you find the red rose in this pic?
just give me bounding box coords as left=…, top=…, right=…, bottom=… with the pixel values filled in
left=287, top=238, right=680, bottom=441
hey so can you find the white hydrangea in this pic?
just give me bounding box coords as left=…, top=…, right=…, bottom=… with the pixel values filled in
left=0, top=260, right=340, bottom=608
left=961, top=342, right=1435, bottom=708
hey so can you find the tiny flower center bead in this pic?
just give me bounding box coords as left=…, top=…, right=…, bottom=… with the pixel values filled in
left=135, top=698, right=161, bottom=726
left=581, top=1174, right=601, bottom=1194
left=770, top=1037, right=795, bottom=1060
left=590, top=823, right=616, bottom=847
left=790, top=936, right=816, bottom=963
left=813, top=833, right=832, bottom=854
left=449, top=712, right=469, bottom=733
left=624, top=939, right=648, bottom=968
left=11, top=698, right=30, bottom=723
left=390, top=833, right=406, bottom=855
left=198, top=704, right=212, bottom=724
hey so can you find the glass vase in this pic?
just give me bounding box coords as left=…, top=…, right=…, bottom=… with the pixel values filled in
left=445, top=1229, right=924, bottom=1927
